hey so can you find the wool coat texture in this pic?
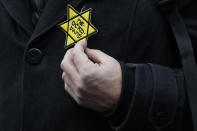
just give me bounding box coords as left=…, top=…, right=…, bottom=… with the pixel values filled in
left=0, top=0, right=196, bottom=130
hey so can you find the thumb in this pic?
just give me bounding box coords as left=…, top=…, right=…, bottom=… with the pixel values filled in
left=75, top=40, right=87, bottom=52
left=85, top=48, right=110, bottom=64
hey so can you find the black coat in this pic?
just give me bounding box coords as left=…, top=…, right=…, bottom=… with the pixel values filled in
left=0, top=0, right=196, bottom=131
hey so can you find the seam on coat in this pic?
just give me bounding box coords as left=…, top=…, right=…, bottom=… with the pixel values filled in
left=19, top=53, right=26, bottom=131
left=122, top=0, right=139, bottom=62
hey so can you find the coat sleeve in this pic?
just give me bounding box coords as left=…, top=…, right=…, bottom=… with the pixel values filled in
left=105, top=63, right=194, bottom=131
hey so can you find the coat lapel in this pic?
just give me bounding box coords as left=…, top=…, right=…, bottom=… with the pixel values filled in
left=1, top=0, right=34, bottom=35
left=30, top=0, right=84, bottom=41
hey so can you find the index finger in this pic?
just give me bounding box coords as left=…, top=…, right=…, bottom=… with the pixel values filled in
left=61, top=49, right=80, bottom=81
left=72, top=41, right=94, bottom=72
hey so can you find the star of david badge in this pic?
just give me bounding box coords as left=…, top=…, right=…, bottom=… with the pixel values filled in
left=58, top=4, right=98, bottom=48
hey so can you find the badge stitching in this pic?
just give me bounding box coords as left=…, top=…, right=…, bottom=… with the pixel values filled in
left=58, top=4, right=98, bottom=49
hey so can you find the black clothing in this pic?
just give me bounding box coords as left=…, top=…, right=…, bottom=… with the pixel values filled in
left=0, top=0, right=196, bottom=130
left=30, top=0, right=48, bottom=26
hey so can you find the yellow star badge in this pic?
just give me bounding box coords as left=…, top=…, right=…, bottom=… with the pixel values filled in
left=58, top=5, right=98, bottom=48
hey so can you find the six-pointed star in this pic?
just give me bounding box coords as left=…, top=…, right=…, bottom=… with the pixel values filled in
left=59, top=5, right=98, bottom=48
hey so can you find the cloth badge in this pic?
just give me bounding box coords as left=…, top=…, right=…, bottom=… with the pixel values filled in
left=58, top=4, right=98, bottom=48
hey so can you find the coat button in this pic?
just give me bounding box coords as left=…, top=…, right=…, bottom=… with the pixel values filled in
left=26, top=48, right=43, bottom=64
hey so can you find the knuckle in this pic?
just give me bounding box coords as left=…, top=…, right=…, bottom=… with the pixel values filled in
left=60, top=60, right=65, bottom=69
left=75, top=83, right=87, bottom=97
left=61, top=49, right=73, bottom=69
left=64, top=83, right=68, bottom=91
left=76, top=98, right=82, bottom=105
left=75, top=94, right=84, bottom=105
left=76, top=85, right=85, bottom=95
left=61, top=61, right=70, bottom=72
left=62, top=73, right=65, bottom=80
left=76, top=80, right=85, bottom=90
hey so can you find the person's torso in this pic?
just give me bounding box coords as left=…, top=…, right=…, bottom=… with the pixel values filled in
left=0, top=0, right=197, bottom=131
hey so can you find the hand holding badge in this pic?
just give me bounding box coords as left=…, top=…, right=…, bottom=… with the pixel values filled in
left=60, top=5, right=122, bottom=112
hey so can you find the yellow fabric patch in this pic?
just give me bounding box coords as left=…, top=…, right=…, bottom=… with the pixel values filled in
left=58, top=4, right=98, bottom=48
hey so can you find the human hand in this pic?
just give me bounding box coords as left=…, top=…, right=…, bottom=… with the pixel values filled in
left=61, top=41, right=122, bottom=112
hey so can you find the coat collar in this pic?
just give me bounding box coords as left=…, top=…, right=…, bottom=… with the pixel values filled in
left=1, top=0, right=84, bottom=40
left=1, top=0, right=34, bottom=35
left=30, top=0, right=84, bottom=41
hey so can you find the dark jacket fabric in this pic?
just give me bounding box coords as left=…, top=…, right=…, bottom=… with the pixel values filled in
left=0, top=0, right=196, bottom=131
left=30, top=0, right=48, bottom=26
